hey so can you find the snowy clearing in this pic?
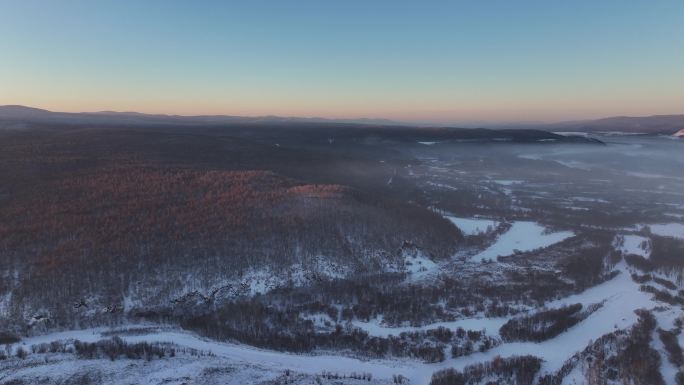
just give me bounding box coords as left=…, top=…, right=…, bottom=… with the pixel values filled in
left=471, top=221, right=575, bottom=262
left=647, top=223, right=684, bottom=240
left=403, top=253, right=439, bottom=280
left=491, top=179, right=522, bottom=186
left=613, top=234, right=651, bottom=258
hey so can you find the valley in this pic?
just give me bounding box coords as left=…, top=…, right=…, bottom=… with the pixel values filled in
left=1, top=120, right=683, bottom=385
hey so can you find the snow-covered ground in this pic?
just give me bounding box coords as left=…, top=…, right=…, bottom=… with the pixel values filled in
left=553, top=132, right=591, bottom=137
left=446, top=216, right=500, bottom=236
left=614, top=234, right=651, bottom=258
left=403, top=254, right=438, bottom=278
left=8, top=327, right=425, bottom=385
left=5, top=218, right=677, bottom=384
left=571, top=196, right=609, bottom=203
left=647, top=223, right=684, bottom=240
left=7, top=262, right=665, bottom=385
left=561, top=365, right=586, bottom=385
left=653, top=306, right=684, bottom=385
left=1, top=349, right=381, bottom=385
left=352, top=315, right=507, bottom=338
left=425, top=264, right=658, bottom=378
left=5, top=221, right=675, bottom=385
left=173, top=257, right=351, bottom=302
left=652, top=327, right=679, bottom=385
left=491, top=179, right=522, bottom=186
left=471, top=221, right=575, bottom=262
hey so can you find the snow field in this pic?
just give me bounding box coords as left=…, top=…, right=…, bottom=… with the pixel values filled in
left=613, top=234, right=651, bottom=258
left=471, top=221, right=574, bottom=262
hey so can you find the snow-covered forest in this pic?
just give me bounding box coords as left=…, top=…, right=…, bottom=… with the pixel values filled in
left=1, top=120, right=684, bottom=385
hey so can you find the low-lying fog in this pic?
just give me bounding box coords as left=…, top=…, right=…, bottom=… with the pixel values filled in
left=410, top=134, right=684, bottom=230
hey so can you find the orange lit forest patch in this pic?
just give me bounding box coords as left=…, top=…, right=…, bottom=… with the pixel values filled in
left=3, top=169, right=329, bottom=270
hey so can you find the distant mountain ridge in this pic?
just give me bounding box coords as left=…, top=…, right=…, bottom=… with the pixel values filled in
left=0, top=105, right=53, bottom=117
left=2, top=105, right=682, bottom=135
left=0, top=105, right=609, bottom=145
left=0, top=105, right=401, bottom=127
left=542, top=114, right=684, bottom=135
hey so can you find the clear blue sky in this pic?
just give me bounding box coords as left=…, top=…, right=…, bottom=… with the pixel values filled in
left=1, top=0, right=683, bottom=123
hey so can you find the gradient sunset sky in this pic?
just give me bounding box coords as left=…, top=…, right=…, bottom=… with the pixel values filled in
left=1, top=0, right=683, bottom=124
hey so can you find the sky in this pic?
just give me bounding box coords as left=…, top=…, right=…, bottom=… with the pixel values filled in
left=1, top=0, right=683, bottom=124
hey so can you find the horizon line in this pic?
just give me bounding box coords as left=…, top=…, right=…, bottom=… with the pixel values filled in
left=3, top=104, right=684, bottom=128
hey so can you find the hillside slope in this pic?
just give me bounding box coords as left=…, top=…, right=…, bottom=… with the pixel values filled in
left=0, top=125, right=461, bottom=329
